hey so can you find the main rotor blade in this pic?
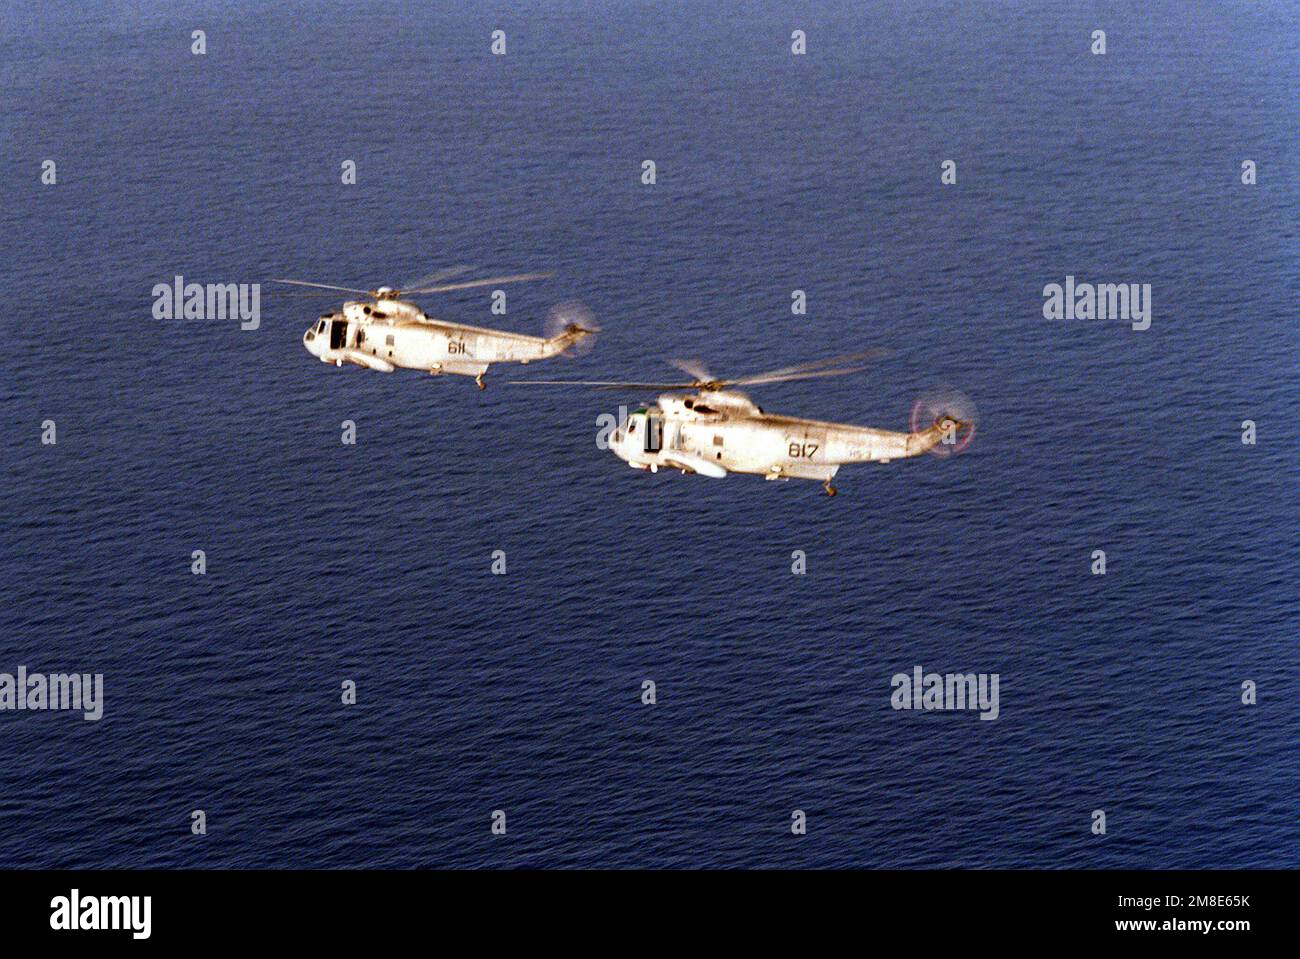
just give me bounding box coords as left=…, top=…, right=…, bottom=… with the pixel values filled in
left=727, top=364, right=879, bottom=387
left=403, top=272, right=552, bottom=294
left=274, top=290, right=361, bottom=297
left=724, top=349, right=892, bottom=386
left=509, top=379, right=694, bottom=391
left=669, top=358, right=714, bottom=382
left=395, top=265, right=475, bottom=291
left=271, top=279, right=372, bottom=295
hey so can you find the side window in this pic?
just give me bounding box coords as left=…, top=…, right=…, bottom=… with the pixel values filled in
left=385, top=334, right=395, bottom=347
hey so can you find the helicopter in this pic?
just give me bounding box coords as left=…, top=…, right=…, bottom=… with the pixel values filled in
left=274, top=268, right=599, bottom=389
left=513, top=352, right=975, bottom=495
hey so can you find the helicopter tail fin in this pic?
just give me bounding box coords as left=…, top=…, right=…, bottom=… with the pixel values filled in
left=548, top=323, right=596, bottom=355
left=904, top=413, right=976, bottom=457
left=905, top=417, right=958, bottom=456
left=543, top=303, right=600, bottom=358
left=906, top=390, right=977, bottom=457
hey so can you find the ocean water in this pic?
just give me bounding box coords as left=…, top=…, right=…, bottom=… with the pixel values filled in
left=1, top=0, right=1296, bottom=868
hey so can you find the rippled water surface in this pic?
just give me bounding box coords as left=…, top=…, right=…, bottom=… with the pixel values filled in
left=1, top=0, right=1296, bottom=867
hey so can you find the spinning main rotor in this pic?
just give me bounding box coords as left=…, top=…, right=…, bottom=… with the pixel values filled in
left=510, top=349, right=892, bottom=392
left=271, top=267, right=552, bottom=303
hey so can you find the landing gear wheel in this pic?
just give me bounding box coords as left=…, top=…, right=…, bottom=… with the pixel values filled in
left=823, top=479, right=838, bottom=497
left=475, top=372, right=486, bottom=390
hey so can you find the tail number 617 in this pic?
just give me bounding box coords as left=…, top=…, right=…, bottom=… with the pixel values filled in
left=788, top=442, right=819, bottom=459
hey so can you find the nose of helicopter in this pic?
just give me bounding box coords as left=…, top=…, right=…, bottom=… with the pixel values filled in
left=609, top=426, right=628, bottom=460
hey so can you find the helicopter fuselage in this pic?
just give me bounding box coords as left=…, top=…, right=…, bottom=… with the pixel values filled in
left=301, top=298, right=589, bottom=385
left=609, top=390, right=957, bottom=489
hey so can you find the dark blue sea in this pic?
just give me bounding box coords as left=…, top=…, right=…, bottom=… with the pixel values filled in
left=2, top=1, right=1296, bottom=868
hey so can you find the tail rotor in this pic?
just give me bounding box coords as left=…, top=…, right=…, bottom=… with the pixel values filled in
left=545, top=302, right=601, bottom=357
left=910, top=388, right=977, bottom=456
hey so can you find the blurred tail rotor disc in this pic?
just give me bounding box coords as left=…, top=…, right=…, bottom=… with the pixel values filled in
left=545, top=302, right=601, bottom=357
left=910, top=388, right=978, bottom=456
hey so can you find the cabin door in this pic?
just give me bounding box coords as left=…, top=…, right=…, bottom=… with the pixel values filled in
left=644, top=412, right=664, bottom=453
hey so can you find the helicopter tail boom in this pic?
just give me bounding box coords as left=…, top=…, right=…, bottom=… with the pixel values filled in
left=823, top=414, right=973, bottom=465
